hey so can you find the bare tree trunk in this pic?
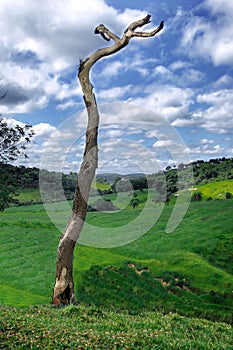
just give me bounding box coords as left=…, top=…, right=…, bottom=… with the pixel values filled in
left=52, top=14, right=164, bottom=305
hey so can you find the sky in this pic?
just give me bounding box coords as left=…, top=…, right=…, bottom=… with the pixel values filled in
left=0, top=0, right=233, bottom=175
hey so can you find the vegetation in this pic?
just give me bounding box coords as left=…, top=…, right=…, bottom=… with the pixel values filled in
left=1, top=157, right=231, bottom=208
left=1, top=304, right=232, bottom=349
left=0, top=118, right=34, bottom=163
left=77, top=263, right=233, bottom=323
left=192, top=158, right=233, bottom=183
left=0, top=119, right=34, bottom=211
left=1, top=157, right=233, bottom=346
left=0, top=198, right=232, bottom=321
left=193, top=180, right=233, bottom=200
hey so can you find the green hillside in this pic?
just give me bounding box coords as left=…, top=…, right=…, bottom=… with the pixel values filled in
left=193, top=180, right=233, bottom=200
left=1, top=191, right=233, bottom=348
left=14, top=188, right=42, bottom=203
left=0, top=198, right=232, bottom=323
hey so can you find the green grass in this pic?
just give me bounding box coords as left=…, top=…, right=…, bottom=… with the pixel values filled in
left=1, top=197, right=233, bottom=348
left=192, top=180, right=233, bottom=199
left=0, top=304, right=232, bottom=349
left=76, top=263, right=233, bottom=323
left=91, top=180, right=111, bottom=191
left=14, top=188, right=42, bottom=203
left=0, top=198, right=233, bottom=322
left=0, top=204, right=58, bottom=306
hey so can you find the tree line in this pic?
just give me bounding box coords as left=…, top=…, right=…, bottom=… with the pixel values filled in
left=1, top=156, right=232, bottom=211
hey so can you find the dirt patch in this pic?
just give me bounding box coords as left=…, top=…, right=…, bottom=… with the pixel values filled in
left=127, top=263, right=149, bottom=275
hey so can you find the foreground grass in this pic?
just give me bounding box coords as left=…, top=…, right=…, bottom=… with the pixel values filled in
left=0, top=304, right=232, bottom=349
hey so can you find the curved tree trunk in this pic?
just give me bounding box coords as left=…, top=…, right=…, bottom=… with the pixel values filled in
left=52, top=14, right=164, bottom=305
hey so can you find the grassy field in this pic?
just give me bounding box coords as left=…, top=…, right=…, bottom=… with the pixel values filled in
left=194, top=180, right=233, bottom=199
left=14, top=188, right=42, bottom=203
left=0, top=197, right=233, bottom=319
left=0, top=304, right=232, bottom=349
left=1, top=193, right=233, bottom=348
left=14, top=179, right=111, bottom=204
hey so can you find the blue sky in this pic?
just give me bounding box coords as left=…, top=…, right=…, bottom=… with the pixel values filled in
left=0, top=0, right=233, bottom=174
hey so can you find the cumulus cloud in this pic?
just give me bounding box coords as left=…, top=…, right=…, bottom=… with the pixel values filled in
left=180, top=0, right=233, bottom=66
left=98, top=85, right=133, bottom=102
left=197, top=89, right=233, bottom=133
left=11, top=120, right=58, bottom=168
left=33, top=123, right=57, bottom=137
left=199, top=138, right=215, bottom=145
left=189, top=143, right=225, bottom=157
left=132, top=84, right=194, bottom=122
left=0, top=0, right=146, bottom=114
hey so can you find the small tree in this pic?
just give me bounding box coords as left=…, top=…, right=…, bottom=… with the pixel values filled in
left=130, top=198, right=140, bottom=209
left=225, top=192, right=232, bottom=200
left=0, top=113, right=35, bottom=211
left=52, top=15, right=164, bottom=305
left=192, top=191, right=202, bottom=202
left=0, top=117, right=35, bottom=163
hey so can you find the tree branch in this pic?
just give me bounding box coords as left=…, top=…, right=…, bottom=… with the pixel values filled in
left=131, top=21, right=164, bottom=38
left=126, top=14, right=152, bottom=32
left=94, top=24, right=120, bottom=43
left=79, top=15, right=164, bottom=76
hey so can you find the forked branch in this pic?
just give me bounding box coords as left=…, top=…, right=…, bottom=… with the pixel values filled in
left=78, top=14, right=164, bottom=75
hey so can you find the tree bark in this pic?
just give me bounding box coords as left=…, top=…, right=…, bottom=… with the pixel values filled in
left=52, top=14, right=164, bottom=305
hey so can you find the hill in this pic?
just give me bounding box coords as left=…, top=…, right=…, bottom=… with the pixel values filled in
left=0, top=198, right=233, bottom=323
left=193, top=180, right=233, bottom=200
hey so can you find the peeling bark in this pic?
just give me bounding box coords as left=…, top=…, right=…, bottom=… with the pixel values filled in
left=52, top=14, right=164, bottom=305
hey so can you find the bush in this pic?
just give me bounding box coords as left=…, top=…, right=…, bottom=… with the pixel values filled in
left=225, top=192, right=232, bottom=199
left=192, top=191, right=203, bottom=202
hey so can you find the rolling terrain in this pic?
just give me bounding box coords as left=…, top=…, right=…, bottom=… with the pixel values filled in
left=0, top=197, right=232, bottom=322
left=0, top=173, right=233, bottom=348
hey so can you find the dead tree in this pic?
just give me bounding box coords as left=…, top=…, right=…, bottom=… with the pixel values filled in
left=52, top=14, right=164, bottom=305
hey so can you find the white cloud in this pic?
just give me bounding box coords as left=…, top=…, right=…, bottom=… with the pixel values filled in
left=199, top=138, right=215, bottom=145
left=204, top=0, right=233, bottom=16
left=98, top=85, right=133, bottom=102
left=213, top=75, right=233, bottom=88
left=0, top=0, right=146, bottom=114
left=96, top=55, right=158, bottom=84
left=169, top=60, right=190, bottom=71
left=180, top=0, right=233, bottom=66
left=189, top=143, right=224, bottom=156
left=197, top=89, right=233, bottom=133
left=152, top=62, right=205, bottom=87
left=99, top=61, right=124, bottom=79
left=133, top=84, right=194, bottom=122
left=152, top=140, right=174, bottom=148
left=102, top=128, right=125, bottom=139
left=33, top=123, right=56, bottom=137
left=56, top=100, right=79, bottom=111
